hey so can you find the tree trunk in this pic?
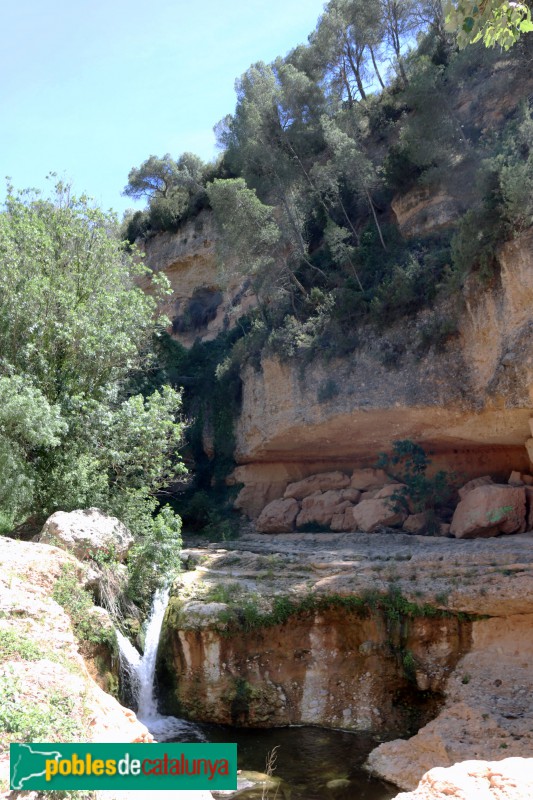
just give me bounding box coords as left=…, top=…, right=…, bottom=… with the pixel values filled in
left=345, top=43, right=367, bottom=101
left=369, top=46, right=385, bottom=89
left=365, top=187, right=387, bottom=251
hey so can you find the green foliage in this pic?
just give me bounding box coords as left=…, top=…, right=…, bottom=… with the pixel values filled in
left=445, top=0, right=533, bottom=49
left=211, top=586, right=468, bottom=636
left=317, top=378, right=340, bottom=403
left=402, top=648, right=417, bottom=679
left=126, top=505, right=183, bottom=606
left=418, top=315, right=459, bottom=353
left=208, top=177, right=304, bottom=310
left=498, top=107, right=533, bottom=231
left=122, top=153, right=212, bottom=241
left=0, top=672, right=86, bottom=742
left=450, top=207, right=503, bottom=286
left=0, top=376, right=66, bottom=528
left=0, top=629, right=44, bottom=662
left=0, top=183, right=157, bottom=402
left=368, top=254, right=437, bottom=327
left=377, top=440, right=455, bottom=516
left=52, top=564, right=116, bottom=646
left=0, top=183, right=186, bottom=605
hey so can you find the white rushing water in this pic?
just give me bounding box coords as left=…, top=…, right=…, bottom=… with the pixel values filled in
left=117, top=587, right=205, bottom=742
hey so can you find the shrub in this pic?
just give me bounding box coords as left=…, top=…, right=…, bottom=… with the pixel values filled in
left=317, top=378, right=340, bottom=403
left=125, top=504, right=183, bottom=608
left=377, top=440, right=455, bottom=517
left=0, top=673, right=85, bottom=742
left=418, top=315, right=459, bottom=353
left=52, top=564, right=116, bottom=646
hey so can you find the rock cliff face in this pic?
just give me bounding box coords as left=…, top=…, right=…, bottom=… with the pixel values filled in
left=158, top=531, right=533, bottom=750
left=138, top=219, right=533, bottom=520
left=232, top=230, right=533, bottom=517
left=138, top=210, right=254, bottom=347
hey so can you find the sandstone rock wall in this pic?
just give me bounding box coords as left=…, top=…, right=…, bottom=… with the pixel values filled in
left=160, top=603, right=468, bottom=733
left=159, top=530, right=533, bottom=795
left=368, top=614, right=533, bottom=790
left=233, top=231, right=533, bottom=518
left=138, top=210, right=255, bottom=347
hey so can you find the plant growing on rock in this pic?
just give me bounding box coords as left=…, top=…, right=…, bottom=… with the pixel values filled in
left=377, top=440, right=455, bottom=528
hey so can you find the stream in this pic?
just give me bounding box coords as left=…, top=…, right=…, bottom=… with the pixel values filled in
left=117, top=589, right=397, bottom=800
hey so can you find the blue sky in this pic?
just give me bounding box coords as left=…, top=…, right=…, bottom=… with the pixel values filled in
left=0, top=0, right=327, bottom=216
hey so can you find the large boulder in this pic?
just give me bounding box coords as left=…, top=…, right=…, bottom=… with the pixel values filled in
left=256, top=498, right=300, bottom=533
left=331, top=507, right=357, bottom=531
left=296, top=490, right=355, bottom=528
left=373, top=483, right=407, bottom=499
left=403, top=512, right=431, bottom=534
left=458, top=476, right=494, bottom=499
left=450, top=485, right=526, bottom=539
left=352, top=498, right=407, bottom=533
left=39, top=508, right=134, bottom=562
left=234, top=482, right=278, bottom=519
left=392, top=758, right=533, bottom=800
left=284, top=471, right=349, bottom=500
left=350, top=468, right=392, bottom=491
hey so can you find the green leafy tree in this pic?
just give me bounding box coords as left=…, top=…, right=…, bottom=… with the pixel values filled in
left=0, top=183, right=156, bottom=401
left=123, top=154, right=180, bottom=200
left=0, top=376, right=65, bottom=531
left=310, top=0, right=386, bottom=103
left=316, top=114, right=387, bottom=252
left=0, top=183, right=185, bottom=603
left=444, top=0, right=533, bottom=49
left=123, top=152, right=208, bottom=236
left=377, top=440, right=455, bottom=527
left=216, top=62, right=330, bottom=295
left=206, top=178, right=301, bottom=308
left=378, top=0, right=419, bottom=86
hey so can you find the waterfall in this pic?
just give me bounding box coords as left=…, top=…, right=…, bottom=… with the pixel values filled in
left=117, top=587, right=205, bottom=742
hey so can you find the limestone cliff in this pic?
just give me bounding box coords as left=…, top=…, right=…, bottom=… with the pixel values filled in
left=139, top=215, right=533, bottom=522
left=138, top=210, right=255, bottom=348
left=157, top=530, right=533, bottom=793
left=232, top=230, right=533, bottom=517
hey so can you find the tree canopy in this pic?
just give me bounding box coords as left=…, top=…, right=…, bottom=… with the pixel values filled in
left=0, top=182, right=185, bottom=603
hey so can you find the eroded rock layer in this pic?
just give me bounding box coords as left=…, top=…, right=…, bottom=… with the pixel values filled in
left=158, top=530, right=533, bottom=788
left=231, top=231, right=533, bottom=517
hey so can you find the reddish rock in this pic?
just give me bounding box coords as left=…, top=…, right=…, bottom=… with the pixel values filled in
left=403, top=513, right=430, bottom=534
left=352, top=498, right=407, bottom=533
left=256, top=498, right=300, bottom=533
left=350, top=468, right=392, bottom=491
left=340, top=488, right=362, bottom=503
left=234, top=483, right=278, bottom=518
left=296, top=490, right=352, bottom=528
left=450, top=485, right=526, bottom=539
left=374, top=483, right=407, bottom=499
left=330, top=507, right=357, bottom=532
left=509, top=470, right=525, bottom=486
left=458, top=476, right=494, bottom=500
left=284, top=471, right=349, bottom=500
